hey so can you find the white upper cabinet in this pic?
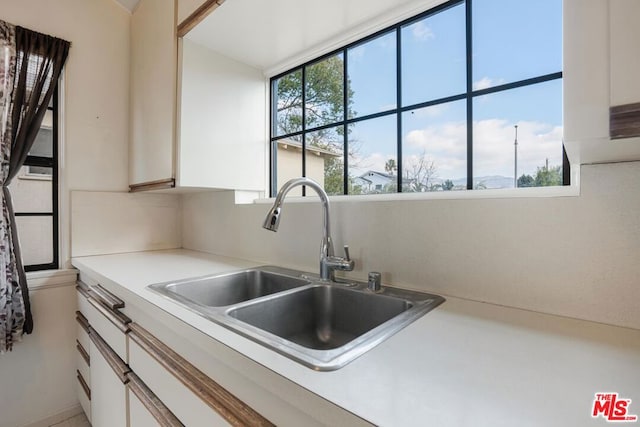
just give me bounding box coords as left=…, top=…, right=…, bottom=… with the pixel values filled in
left=609, top=0, right=640, bottom=107
left=177, top=38, right=266, bottom=191
left=563, top=0, right=640, bottom=164
left=129, top=0, right=266, bottom=193
left=130, top=0, right=178, bottom=189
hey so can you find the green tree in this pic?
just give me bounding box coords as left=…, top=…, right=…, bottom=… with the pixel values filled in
left=275, top=56, right=356, bottom=195
left=474, top=181, right=487, bottom=190
left=533, top=163, right=562, bottom=187
left=275, top=56, right=353, bottom=140
left=441, top=179, right=454, bottom=191
left=385, top=159, right=397, bottom=175
left=517, top=174, right=535, bottom=188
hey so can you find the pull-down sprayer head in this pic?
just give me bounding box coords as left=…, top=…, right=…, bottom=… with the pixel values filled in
left=262, top=205, right=282, bottom=231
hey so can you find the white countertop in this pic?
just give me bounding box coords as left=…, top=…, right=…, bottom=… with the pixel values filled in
left=72, top=249, right=640, bottom=427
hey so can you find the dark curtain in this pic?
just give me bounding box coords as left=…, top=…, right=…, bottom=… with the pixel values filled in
left=4, top=26, right=70, bottom=336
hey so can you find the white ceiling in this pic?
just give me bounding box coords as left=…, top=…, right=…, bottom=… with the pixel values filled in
left=186, top=0, right=438, bottom=74
left=114, top=0, right=139, bottom=12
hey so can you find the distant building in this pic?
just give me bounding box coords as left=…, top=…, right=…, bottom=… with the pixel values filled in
left=275, top=139, right=339, bottom=195
left=354, top=171, right=397, bottom=193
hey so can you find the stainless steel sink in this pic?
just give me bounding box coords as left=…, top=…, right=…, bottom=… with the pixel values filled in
left=149, top=267, right=310, bottom=307
left=228, top=285, right=413, bottom=350
left=148, top=266, right=444, bottom=370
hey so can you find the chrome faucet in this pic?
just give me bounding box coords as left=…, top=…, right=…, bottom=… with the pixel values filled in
left=262, top=177, right=354, bottom=282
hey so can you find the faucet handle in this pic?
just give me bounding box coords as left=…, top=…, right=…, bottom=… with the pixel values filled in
left=368, top=272, right=382, bottom=292
left=343, top=245, right=351, bottom=261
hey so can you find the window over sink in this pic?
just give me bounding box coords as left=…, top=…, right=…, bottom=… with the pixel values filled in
left=269, top=0, right=566, bottom=197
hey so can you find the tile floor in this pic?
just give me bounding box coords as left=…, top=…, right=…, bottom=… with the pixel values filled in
left=49, top=413, right=90, bottom=427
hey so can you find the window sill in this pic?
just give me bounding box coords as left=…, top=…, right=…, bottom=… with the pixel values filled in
left=18, top=173, right=52, bottom=181
left=253, top=183, right=580, bottom=205
left=26, top=268, right=77, bottom=290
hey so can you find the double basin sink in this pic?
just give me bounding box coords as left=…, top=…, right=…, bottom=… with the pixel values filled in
left=148, top=266, right=444, bottom=370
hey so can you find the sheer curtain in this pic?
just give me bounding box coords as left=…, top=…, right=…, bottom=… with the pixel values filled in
left=0, top=20, right=69, bottom=352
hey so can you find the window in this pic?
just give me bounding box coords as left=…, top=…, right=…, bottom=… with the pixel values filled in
left=270, top=0, right=566, bottom=196
left=8, top=88, right=59, bottom=271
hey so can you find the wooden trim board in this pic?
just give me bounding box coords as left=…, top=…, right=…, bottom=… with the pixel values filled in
left=77, top=370, right=91, bottom=400
left=610, top=102, right=640, bottom=139
left=76, top=340, right=90, bottom=366
left=75, top=311, right=90, bottom=334
left=128, top=372, right=185, bottom=427
left=89, top=327, right=131, bottom=383
left=129, top=178, right=176, bottom=192
left=129, top=323, right=274, bottom=427
left=88, top=296, right=131, bottom=333
left=177, top=0, right=225, bottom=37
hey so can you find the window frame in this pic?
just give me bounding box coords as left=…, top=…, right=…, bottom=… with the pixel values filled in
left=14, top=86, right=59, bottom=272
left=269, top=0, right=568, bottom=197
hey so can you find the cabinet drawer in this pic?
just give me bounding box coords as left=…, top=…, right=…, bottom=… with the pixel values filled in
left=77, top=370, right=91, bottom=422
left=128, top=372, right=183, bottom=427
left=76, top=311, right=91, bottom=353
left=128, top=323, right=273, bottom=427
left=85, top=295, right=130, bottom=362
left=76, top=285, right=92, bottom=317
left=77, top=339, right=91, bottom=386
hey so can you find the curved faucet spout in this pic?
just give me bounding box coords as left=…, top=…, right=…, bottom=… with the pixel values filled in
left=263, top=177, right=352, bottom=281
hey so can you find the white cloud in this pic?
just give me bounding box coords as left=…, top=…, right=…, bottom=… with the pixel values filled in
left=412, top=21, right=435, bottom=41
left=473, top=76, right=506, bottom=91
left=350, top=152, right=391, bottom=177
left=403, top=119, right=563, bottom=178
left=473, top=119, right=563, bottom=177
left=347, top=119, right=563, bottom=181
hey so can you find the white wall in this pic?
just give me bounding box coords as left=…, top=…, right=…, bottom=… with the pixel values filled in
left=0, top=273, right=79, bottom=427
left=0, top=0, right=132, bottom=268
left=183, top=161, right=640, bottom=330
left=71, top=191, right=182, bottom=257
left=0, top=2, right=131, bottom=426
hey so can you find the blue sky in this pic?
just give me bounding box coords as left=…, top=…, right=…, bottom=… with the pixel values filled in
left=342, top=0, right=563, bottom=182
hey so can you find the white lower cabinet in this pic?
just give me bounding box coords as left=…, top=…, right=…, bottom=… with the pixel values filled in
left=76, top=369, right=91, bottom=421
left=76, top=279, right=274, bottom=426
left=130, top=389, right=159, bottom=427
left=89, top=330, right=130, bottom=427
left=128, top=372, right=183, bottom=427
left=129, top=323, right=272, bottom=427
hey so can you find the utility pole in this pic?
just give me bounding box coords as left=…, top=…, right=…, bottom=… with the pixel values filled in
left=513, top=125, right=518, bottom=188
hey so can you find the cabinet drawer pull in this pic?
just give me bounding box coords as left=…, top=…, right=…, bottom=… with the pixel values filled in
left=76, top=340, right=90, bottom=366
left=128, top=372, right=184, bottom=427
left=129, top=178, right=175, bottom=192
left=92, top=284, right=125, bottom=310
left=88, top=296, right=131, bottom=333
left=89, top=327, right=131, bottom=383
left=76, top=283, right=91, bottom=299
left=75, top=311, right=90, bottom=334
left=129, top=323, right=274, bottom=427
left=77, top=370, right=91, bottom=400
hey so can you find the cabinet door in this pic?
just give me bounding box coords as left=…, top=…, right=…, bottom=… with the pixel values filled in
left=129, top=323, right=273, bottom=427
left=130, top=0, right=178, bottom=189
left=90, top=331, right=130, bottom=427
left=178, top=38, right=266, bottom=191
left=610, top=0, right=640, bottom=107
left=128, top=373, right=183, bottom=427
